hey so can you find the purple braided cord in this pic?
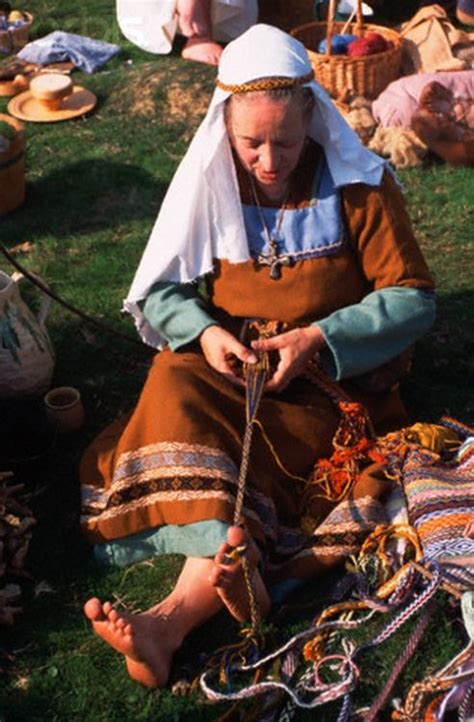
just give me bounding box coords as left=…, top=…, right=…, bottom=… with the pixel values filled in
left=360, top=562, right=441, bottom=650
left=281, top=649, right=298, bottom=680
left=335, top=692, right=352, bottom=722
left=459, top=683, right=474, bottom=722
left=440, top=416, right=474, bottom=440
left=363, top=600, right=435, bottom=722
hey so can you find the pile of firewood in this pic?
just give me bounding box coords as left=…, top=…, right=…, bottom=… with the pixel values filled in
left=0, top=471, right=35, bottom=625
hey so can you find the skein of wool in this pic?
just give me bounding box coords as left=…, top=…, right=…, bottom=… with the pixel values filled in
left=347, top=32, right=390, bottom=57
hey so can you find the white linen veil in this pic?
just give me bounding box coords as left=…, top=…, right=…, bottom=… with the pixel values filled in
left=123, top=24, right=385, bottom=348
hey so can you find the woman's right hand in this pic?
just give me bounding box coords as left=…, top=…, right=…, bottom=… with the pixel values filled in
left=199, top=325, right=257, bottom=386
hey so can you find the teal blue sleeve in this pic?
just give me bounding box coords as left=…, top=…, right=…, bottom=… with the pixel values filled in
left=142, top=281, right=219, bottom=351
left=315, top=286, right=436, bottom=380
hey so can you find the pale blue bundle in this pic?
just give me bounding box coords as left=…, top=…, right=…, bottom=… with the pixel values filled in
left=17, top=30, right=120, bottom=73
left=318, top=34, right=357, bottom=54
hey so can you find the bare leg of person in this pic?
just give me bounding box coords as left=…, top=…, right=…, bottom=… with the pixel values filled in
left=176, top=0, right=223, bottom=65
left=176, top=0, right=211, bottom=36
left=84, top=556, right=223, bottom=688
left=209, top=525, right=271, bottom=623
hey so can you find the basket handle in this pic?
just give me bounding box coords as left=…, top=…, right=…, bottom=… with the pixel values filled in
left=325, top=0, right=364, bottom=56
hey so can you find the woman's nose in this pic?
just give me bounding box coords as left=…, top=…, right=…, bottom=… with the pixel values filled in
left=259, top=144, right=279, bottom=171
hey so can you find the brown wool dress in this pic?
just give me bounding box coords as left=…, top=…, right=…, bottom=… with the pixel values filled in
left=80, top=160, right=434, bottom=577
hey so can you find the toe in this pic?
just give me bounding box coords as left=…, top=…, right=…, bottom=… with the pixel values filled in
left=84, top=597, right=103, bottom=621
left=108, top=608, right=120, bottom=624
left=227, top=525, right=246, bottom=547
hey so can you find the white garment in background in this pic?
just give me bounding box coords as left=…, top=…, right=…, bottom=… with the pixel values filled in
left=123, top=24, right=385, bottom=348
left=116, top=0, right=258, bottom=54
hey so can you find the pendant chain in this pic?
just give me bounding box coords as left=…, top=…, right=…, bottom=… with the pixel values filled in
left=248, top=174, right=293, bottom=280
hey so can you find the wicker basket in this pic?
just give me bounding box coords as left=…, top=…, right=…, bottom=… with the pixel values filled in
left=291, top=0, right=402, bottom=101
left=0, top=12, right=33, bottom=56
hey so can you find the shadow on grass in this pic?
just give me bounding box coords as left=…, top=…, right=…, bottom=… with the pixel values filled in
left=403, top=288, right=474, bottom=422
left=0, top=158, right=165, bottom=242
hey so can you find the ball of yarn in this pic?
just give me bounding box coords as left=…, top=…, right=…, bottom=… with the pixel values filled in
left=318, top=34, right=358, bottom=55
left=347, top=32, right=390, bottom=58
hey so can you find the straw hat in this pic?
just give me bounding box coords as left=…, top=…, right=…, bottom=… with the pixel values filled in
left=0, top=74, right=29, bottom=97
left=7, top=73, right=97, bottom=123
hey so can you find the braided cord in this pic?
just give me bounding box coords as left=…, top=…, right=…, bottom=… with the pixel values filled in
left=459, top=683, right=474, bottom=722
left=394, top=642, right=474, bottom=721
left=229, top=354, right=270, bottom=636
left=233, top=421, right=255, bottom=526
left=335, top=692, right=352, bottom=722
left=216, top=70, right=314, bottom=94
left=361, top=562, right=441, bottom=650
left=364, top=600, right=435, bottom=722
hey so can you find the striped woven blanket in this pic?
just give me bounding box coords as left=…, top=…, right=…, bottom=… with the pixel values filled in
left=402, top=433, right=474, bottom=592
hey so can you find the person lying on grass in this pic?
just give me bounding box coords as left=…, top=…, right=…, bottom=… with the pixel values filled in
left=82, top=24, right=436, bottom=688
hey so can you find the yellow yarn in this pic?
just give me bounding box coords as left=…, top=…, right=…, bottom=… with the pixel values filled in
left=403, top=423, right=460, bottom=453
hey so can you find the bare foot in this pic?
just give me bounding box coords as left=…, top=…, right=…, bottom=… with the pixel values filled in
left=176, top=0, right=212, bottom=37
left=181, top=36, right=223, bottom=65
left=209, top=526, right=271, bottom=623
left=83, top=597, right=178, bottom=687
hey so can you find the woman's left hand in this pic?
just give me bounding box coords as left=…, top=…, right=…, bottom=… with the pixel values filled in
left=251, top=326, right=326, bottom=392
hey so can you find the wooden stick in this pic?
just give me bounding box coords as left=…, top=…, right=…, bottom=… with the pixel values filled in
left=340, top=8, right=357, bottom=35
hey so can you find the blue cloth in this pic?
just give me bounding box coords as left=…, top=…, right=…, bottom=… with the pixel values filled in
left=17, top=31, right=120, bottom=73
left=243, top=157, right=344, bottom=262
left=94, top=520, right=230, bottom=567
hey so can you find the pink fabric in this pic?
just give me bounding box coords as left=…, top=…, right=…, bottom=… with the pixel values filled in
left=372, top=71, right=474, bottom=128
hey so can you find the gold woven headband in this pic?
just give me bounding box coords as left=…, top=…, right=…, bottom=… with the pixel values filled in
left=215, top=70, right=314, bottom=94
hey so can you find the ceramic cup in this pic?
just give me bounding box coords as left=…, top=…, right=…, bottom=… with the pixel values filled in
left=44, top=386, right=85, bottom=433
left=29, top=73, right=73, bottom=111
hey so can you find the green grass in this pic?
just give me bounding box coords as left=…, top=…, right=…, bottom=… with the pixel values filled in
left=0, top=1, right=473, bottom=720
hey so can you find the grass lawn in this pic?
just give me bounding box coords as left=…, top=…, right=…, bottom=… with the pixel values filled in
left=0, top=2, right=473, bottom=720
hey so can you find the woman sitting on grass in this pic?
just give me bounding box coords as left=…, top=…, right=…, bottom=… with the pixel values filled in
left=117, top=0, right=258, bottom=65
left=82, top=24, right=436, bottom=688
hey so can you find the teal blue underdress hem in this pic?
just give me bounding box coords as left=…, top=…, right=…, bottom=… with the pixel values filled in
left=93, top=520, right=307, bottom=605
left=94, top=520, right=230, bottom=567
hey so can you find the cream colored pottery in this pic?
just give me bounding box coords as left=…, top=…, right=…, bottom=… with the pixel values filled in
left=0, top=270, right=55, bottom=397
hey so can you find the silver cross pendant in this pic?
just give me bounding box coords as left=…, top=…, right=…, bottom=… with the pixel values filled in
left=257, top=252, right=293, bottom=280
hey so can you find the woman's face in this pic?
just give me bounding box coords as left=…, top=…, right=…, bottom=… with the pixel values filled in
left=226, top=94, right=310, bottom=201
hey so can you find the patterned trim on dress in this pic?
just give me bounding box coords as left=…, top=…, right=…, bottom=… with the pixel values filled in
left=81, top=442, right=286, bottom=547
left=81, top=442, right=239, bottom=515
left=299, top=496, right=388, bottom=560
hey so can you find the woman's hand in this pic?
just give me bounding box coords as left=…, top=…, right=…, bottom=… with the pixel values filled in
left=200, top=325, right=257, bottom=386
left=252, top=326, right=326, bottom=392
